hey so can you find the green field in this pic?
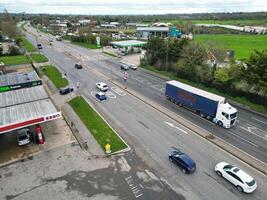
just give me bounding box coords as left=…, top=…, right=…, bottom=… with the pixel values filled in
left=21, top=37, right=36, bottom=52
left=195, top=34, right=267, bottom=59
left=0, top=55, right=30, bottom=66
left=169, top=19, right=267, bottom=26
left=73, top=42, right=100, bottom=49
left=69, top=96, right=128, bottom=153
left=30, top=54, right=48, bottom=63
left=42, top=65, right=68, bottom=89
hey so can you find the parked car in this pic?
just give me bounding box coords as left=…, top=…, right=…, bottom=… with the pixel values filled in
left=56, top=35, right=62, bottom=41
left=129, top=64, right=137, bottom=70
left=95, top=92, right=107, bottom=101
left=37, top=44, right=42, bottom=49
left=59, top=87, right=74, bottom=95
left=96, top=82, right=108, bottom=92
left=120, top=64, right=129, bottom=70
left=215, top=162, right=257, bottom=193
left=169, top=149, right=196, bottom=173
left=75, top=63, right=83, bottom=69
left=17, top=128, right=31, bottom=146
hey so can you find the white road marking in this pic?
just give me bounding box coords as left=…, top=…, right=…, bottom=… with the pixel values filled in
left=164, top=121, right=188, bottom=134
left=228, top=131, right=259, bottom=147
left=105, top=91, right=116, bottom=99
left=252, top=117, right=267, bottom=125
left=90, top=91, right=97, bottom=98
left=111, top=87, right=126, bottom=96
left=65, top=57, right=71, bottom=61
left=239, top=126, right=267, bottom=141
left=247, top=123, right=267, bottom=134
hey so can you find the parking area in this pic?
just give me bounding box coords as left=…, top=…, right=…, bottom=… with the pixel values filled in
left=0, top=117, right=75, bottom=166
left=120, top=53, right=141, bottom=67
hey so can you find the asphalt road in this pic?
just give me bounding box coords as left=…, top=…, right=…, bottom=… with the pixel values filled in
left=25, top=27, right=267, bottom=200
left=37, top=31, right=267, bottom=164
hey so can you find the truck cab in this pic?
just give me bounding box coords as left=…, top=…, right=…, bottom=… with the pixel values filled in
left=214, top=102, right=237, bottom=128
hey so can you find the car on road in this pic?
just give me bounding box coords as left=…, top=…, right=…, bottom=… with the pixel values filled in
left=215, top=162, right=257, bottom=193
left=59, top=87, right=74, bottom=95
left=169, top=149, right=196, bottom=173
left=75, top=63, right=83, bottom=69
left=95, top=92, right=107, bottom=101
left=129, top=64, right=137, bottom=70
left=120, top=63, right=129, bottom=70
left=37, top=44, right=42, bottom=49
left=96, top=82, right=108, bottom=92
left=17, top=128, right=31, bottom=146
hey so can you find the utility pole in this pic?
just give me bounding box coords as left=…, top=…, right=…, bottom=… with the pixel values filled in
left=165, top=37, right=169, bottom=72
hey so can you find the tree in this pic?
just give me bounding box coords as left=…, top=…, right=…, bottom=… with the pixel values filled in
left=243, top=50, right=267, bottom=94
left=175, top=42, right=208, bottom=82
left=145, top=37, right=166, bottom=68
left=0, top=9, right=18, bottom=38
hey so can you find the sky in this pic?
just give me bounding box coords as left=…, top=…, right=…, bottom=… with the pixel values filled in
left=1, top=0, right=267, bottom=15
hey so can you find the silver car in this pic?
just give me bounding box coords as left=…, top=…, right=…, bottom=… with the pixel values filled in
left=17, top=128, right=31, bottom=146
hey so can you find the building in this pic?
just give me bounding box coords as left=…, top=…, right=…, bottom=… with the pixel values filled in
left=110, top=40, right=147, bottom=55
left=136, top=27, right=169, bottom=39
left=0, top=71, right=61, bottom=134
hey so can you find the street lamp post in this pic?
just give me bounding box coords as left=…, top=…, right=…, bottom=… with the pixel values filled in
left=165, top=37, right=169, bottom=72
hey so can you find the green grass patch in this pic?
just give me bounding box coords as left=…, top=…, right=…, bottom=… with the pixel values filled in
left=195, top=34, right=267, bottom=59
left=73, top=42, right=100, bottom=49
left=21, top=37, right=36, bottom=52
left=69, top=96, right=128, bottom=153
left=30, top=53, right=48, bottom=63
left=42, top=65, right=68, bottom=89
left=141, top=65, right=267, bottom=114
left=0, top=55, right=30, bottom=66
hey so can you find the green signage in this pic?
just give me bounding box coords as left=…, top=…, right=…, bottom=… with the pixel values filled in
left=0, top=86, right=10, bottom=92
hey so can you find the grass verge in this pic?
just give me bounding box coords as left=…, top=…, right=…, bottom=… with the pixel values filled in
left=69, top=96, right=128, bottom=153
left=141, top=65, right=267, bottom=114
left=73, top=42, right=100, bottom=49
left=31, top=53, right=49, bottom=63
left=0, top=55, right=30, bottom=66
left=195, top=34, right=267, bottom=59
left=42, top=65, right=68, bottom=89
left=21, top=37, right=36, bottom=52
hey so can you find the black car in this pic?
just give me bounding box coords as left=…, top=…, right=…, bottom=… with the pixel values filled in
left=75, top=63, right=83, bottom=69
left=169, top=149, right=196, bottom=173
left=59, top=87, right=74, bottom=95
left=37, top=44, right=42, bottom=49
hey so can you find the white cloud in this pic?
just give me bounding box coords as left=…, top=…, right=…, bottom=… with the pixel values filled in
left=1, top=0, right=267, bottom=14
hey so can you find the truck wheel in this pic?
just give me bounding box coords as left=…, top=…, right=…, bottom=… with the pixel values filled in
left=178, top=102, right=183, bottom=107
left=218, top=121, right=223, bottom=127
left=200, top=113, right=205, bottom=118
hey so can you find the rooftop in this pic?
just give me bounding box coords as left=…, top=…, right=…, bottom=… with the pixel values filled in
left=110, top=40, right=147, bottom=47
left=0, top=71, right=40, bottom=87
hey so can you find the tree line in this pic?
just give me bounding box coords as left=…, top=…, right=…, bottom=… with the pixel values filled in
left=142, top=37, right=267, bottom=106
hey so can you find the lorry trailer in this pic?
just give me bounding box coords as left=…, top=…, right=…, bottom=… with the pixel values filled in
left=165, top=80, right=237, bottom=128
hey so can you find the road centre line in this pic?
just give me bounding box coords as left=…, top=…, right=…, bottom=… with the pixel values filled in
left=164, top=121, right=188, bottom=134
left=227, top=131, right=259, bottom=147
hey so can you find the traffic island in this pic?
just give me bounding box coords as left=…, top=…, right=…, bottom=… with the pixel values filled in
left=68, top=96, right=130, bottom=154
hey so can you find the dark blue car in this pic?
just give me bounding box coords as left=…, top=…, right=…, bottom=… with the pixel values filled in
left=169, top=149, right=196, bottom=173
left=95, top=92, right=107, bottom=101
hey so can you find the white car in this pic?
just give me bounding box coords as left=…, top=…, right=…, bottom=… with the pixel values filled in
left=129, top=64, right=137, bottom=70
left=96, top=82, right=108, bottom=92
left=17, top=128, right=31, bottom=146
left=215, top=162, right=257, bottom=193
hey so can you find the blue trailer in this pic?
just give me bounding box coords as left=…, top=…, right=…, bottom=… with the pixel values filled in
left=165, top=80, right=237, bottom=128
